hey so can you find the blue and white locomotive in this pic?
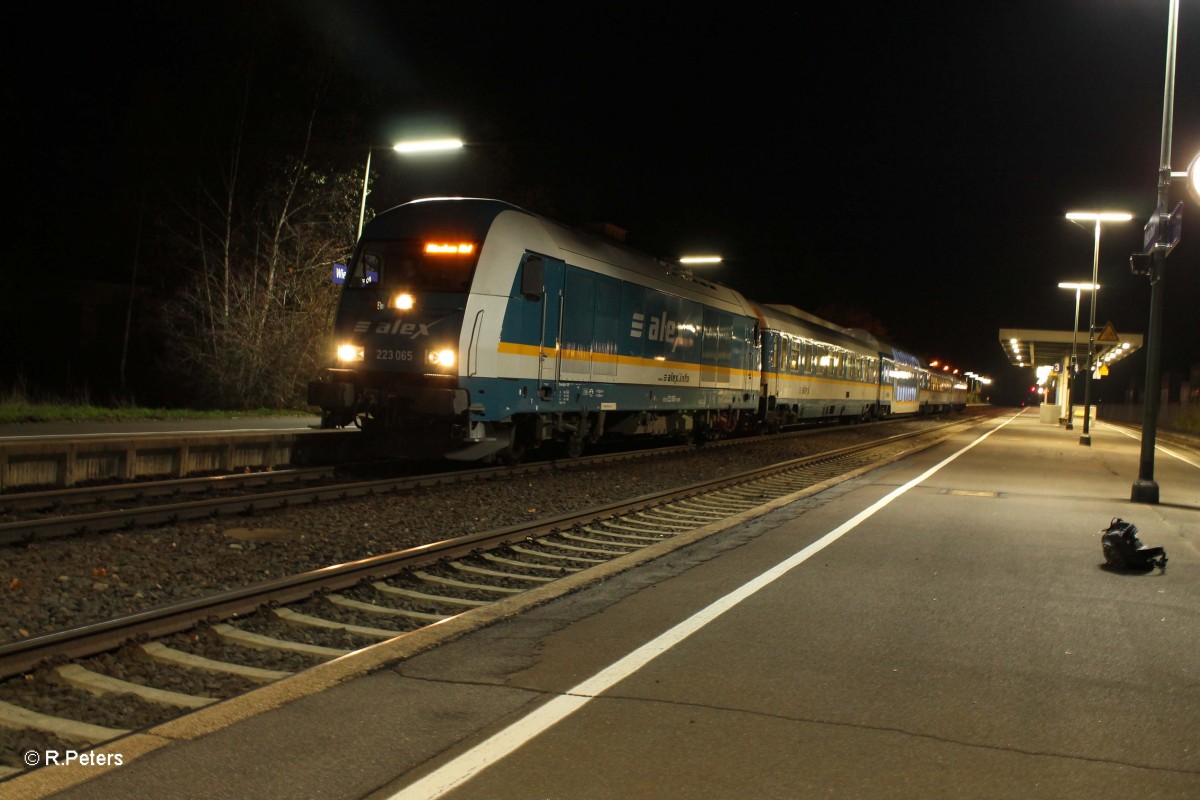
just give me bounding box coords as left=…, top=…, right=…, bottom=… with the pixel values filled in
left=308, top=198, right=760, bottom=461
left=308, top=198, right=965, bottom=461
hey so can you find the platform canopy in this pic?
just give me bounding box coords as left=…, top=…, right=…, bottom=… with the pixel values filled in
left=999, top=326, right=1142, bottom=371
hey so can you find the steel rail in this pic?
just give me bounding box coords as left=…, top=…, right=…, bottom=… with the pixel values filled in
left=0, top=465, right=340, bottom=510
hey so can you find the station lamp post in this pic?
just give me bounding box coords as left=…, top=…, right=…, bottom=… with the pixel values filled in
left=1130, top=0, right=1193, bottom=504
left=1056, top=281, right=1099, bottom=430
left=357, top=138, right=464, bottom=240
left=1064, top=211, right=1131, bottom=445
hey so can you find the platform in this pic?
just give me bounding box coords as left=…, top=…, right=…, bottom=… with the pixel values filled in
left=8, top=409, right=1199, bottom=799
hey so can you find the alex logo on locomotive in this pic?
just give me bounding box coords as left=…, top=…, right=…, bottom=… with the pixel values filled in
left=629, top=311, right=697, bottom=351
left=353, top=319, right=433, bottom=338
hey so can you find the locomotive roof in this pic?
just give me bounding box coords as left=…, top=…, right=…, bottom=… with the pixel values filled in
left=753, top=303, right=921, bottom=365
left=367, top=197, right=751, bottom=310
left=751, top=302, right=879, bottom=357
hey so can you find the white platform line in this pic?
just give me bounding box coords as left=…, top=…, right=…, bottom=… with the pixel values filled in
left=387, top=411, right=1022, bottom=800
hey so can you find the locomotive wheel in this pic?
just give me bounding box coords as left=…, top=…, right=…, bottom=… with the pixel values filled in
left=566, top=436, right=584, bottom=459
left=497, top=440, right=526, bottom=466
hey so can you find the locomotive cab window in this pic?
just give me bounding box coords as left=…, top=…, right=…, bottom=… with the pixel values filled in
left=520, top=254, right=544, bottom=300
left=346, top=239, right=481, bottom=292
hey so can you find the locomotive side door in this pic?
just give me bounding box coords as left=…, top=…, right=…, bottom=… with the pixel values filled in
left=521, top=253, right=566, bottom=399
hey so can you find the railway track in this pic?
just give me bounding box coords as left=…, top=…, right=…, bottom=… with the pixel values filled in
left=0, top=413, right=990, bottom=780
left=0, top=418, right=930, bottom=545
left=0, top=447, right=663, bottom=544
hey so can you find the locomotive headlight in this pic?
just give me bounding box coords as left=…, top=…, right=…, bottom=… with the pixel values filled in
left=426, top=348, right=456, bottom=368
left=337, top=343, right=364, bottom=362
left=392, top=293, right=415, bottom=310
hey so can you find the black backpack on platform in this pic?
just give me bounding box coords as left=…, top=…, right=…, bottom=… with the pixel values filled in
left=1101, top=518, right=1167, bottom=571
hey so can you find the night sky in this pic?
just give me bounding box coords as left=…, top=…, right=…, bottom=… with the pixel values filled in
left=5, top=1, right=1199, bottom=405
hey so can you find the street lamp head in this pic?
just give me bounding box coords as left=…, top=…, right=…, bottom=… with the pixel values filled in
left=1065, top=211, right=1133, bottom=222
left=357, top=137, right=466, bottom=240
left=393, top=138, right=464, bottom=154
left=1187, top=151, right=1200, bottom=205
left=1057, top=282, right=1100, bottom=290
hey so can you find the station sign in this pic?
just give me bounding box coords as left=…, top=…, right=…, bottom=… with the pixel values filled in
left=1142, top=202, right=1182, bottom=256
left=332, top=264, right=378, bottom=285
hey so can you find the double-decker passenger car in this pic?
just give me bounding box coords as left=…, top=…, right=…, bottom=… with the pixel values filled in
left=752, top=304, right=927, bottom=429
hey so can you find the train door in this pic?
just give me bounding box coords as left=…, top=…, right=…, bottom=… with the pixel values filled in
left=560, top=268, right=596, bottom=381
left=520, top=253, right=566, bottom=398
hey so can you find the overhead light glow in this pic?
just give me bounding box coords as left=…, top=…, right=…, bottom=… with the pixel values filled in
left=679, top=255, right=722, bottom=264
left=1066, top=211, right=1133, bottom=222
left=393, top=138, right=464, bottom=154
left=1188, top=151, right=1200, bottom=204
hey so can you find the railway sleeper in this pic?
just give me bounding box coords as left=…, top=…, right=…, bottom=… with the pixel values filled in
left=211, top=623, right=350, bottom=658
left=676, top=497, right=756, bottom=512
left=722, top=486, right=775, bottom=500
left=0, top=698, right=130, bottom=745
left=412, top=570, right=523, bottom=594
left=507, top=543, right=605, bottom=564
left=52, top=663, right=215, bottom=709
left=647, top=505, right=726, bottom=520
left=628, top=511, right=698, bottom=528
left=273, top=607, right=404, bottom=639
left=371, top=581, right=490, bottom=607
left=449, top=560, right=556, bottom=583
left=578, top=525, right=669, bottom=541
left=139, top=642, right=290, bottom=683
left=328, top=594, right=448, bottom=623
left=481, top=552, right=579, bottom=574
left=534, top=537, right=629, bottom=557
left=556, top=531, right=645, bottom=549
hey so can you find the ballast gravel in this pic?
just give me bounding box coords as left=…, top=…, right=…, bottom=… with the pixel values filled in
left=0, top=418, right=962, bottom=646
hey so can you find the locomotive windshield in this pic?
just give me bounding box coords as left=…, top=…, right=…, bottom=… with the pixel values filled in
left=345, top=239, right=480, bottom=293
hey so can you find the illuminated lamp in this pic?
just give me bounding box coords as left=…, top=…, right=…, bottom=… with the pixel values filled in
left=394, top=138, right=464, bottom=154
left=337, top=344, right=364, bottom=362
left=425, top=242, right=474, bottom=255
left=427, top=349, right=456, bottom=368
left=1186, top=151, right=1200, bottom=205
